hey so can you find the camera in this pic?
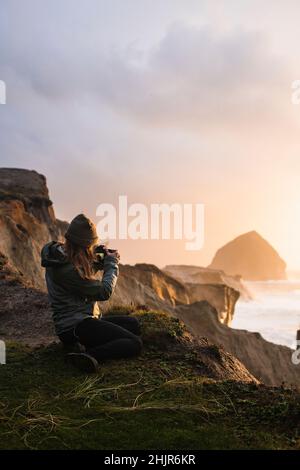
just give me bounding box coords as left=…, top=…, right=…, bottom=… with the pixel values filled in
left=94, top=244, right=118, bottom=260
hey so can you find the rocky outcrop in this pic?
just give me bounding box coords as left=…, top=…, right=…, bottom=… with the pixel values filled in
left=164, top=264, right=253, bottom=324
left=209, top=231, right=287, bottom=281
left=0, top=168, right=68, bottom=288
left=164, top=264, right=252, bottom=300
left=115, top=263, right=189, bottom=306
left=175, top=301, right=300, bottom=388
left=185, top=283, right=239, bottom=325
left=106, top=263, right=238, bottom=325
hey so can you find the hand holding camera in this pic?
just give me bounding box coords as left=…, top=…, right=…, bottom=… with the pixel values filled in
left=94, top=244, right=120, bottom=262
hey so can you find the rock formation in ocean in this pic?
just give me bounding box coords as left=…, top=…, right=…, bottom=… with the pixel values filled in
left=208, top=231, right=287, bottom=281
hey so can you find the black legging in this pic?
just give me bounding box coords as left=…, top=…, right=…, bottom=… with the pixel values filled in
left=59, top=315, right=143, bottom=361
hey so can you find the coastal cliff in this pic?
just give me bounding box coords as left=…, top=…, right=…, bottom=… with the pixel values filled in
left=175, top=301, right=300, bottom=388
left=0, top=168, right=67, bottom=288
left=0, top=168, right=239, bottom=325
left=0, top=167, right=299, bottom=392
left=110, top=263, right=239, bottom=325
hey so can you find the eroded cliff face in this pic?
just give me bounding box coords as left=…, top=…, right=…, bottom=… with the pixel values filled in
left=116, top=263, right=189, bottom=306
left=0, top=168, right=67, bottom=288
left=186, top=283, right=239, bottom=325
left=164, top=264, right=251, bottom=324
left=164, top=264, right=252, bottom=300
left=175, top=301, right=300, bottom=388
left=106, top=263, right=239, bottom=325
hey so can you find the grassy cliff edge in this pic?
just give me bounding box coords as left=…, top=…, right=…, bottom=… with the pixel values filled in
left=0, top=307, right=300, bottom=450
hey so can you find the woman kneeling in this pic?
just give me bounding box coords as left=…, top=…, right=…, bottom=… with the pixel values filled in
left=41, top=213, right=142, bottom=372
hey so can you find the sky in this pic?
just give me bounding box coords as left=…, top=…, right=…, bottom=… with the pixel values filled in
left=1, top=0, right=300, bottom=269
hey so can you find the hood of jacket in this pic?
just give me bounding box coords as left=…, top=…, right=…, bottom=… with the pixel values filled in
left=41, top=241, right=69, bottom=268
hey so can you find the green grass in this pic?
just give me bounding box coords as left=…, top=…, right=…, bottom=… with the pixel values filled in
left=1, top=309, right=300, bottom=450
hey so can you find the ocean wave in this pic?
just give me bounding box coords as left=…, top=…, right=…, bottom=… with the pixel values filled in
left=232, top=284, right=300, bottom=348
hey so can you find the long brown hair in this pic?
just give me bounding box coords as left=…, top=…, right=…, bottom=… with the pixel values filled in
left=64, top=239, right=97, bottom=280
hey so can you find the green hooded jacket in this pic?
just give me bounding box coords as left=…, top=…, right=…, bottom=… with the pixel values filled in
left=41, top=242, right=119, bottom=335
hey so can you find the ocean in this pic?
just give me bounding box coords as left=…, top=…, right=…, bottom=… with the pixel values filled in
left=231, top=281, right=300, bottom=349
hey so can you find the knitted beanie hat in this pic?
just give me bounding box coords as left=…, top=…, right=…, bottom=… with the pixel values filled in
left=65, top=214, right=98, bottom=247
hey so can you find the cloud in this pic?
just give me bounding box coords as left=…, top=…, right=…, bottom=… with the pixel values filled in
left=0, top=3, right=289, bottom=134
left=0, top=3, right=294, bottom=208
left=1, top=1, right=299, bottom=268
left=105, top=22, right=288, bottom=131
